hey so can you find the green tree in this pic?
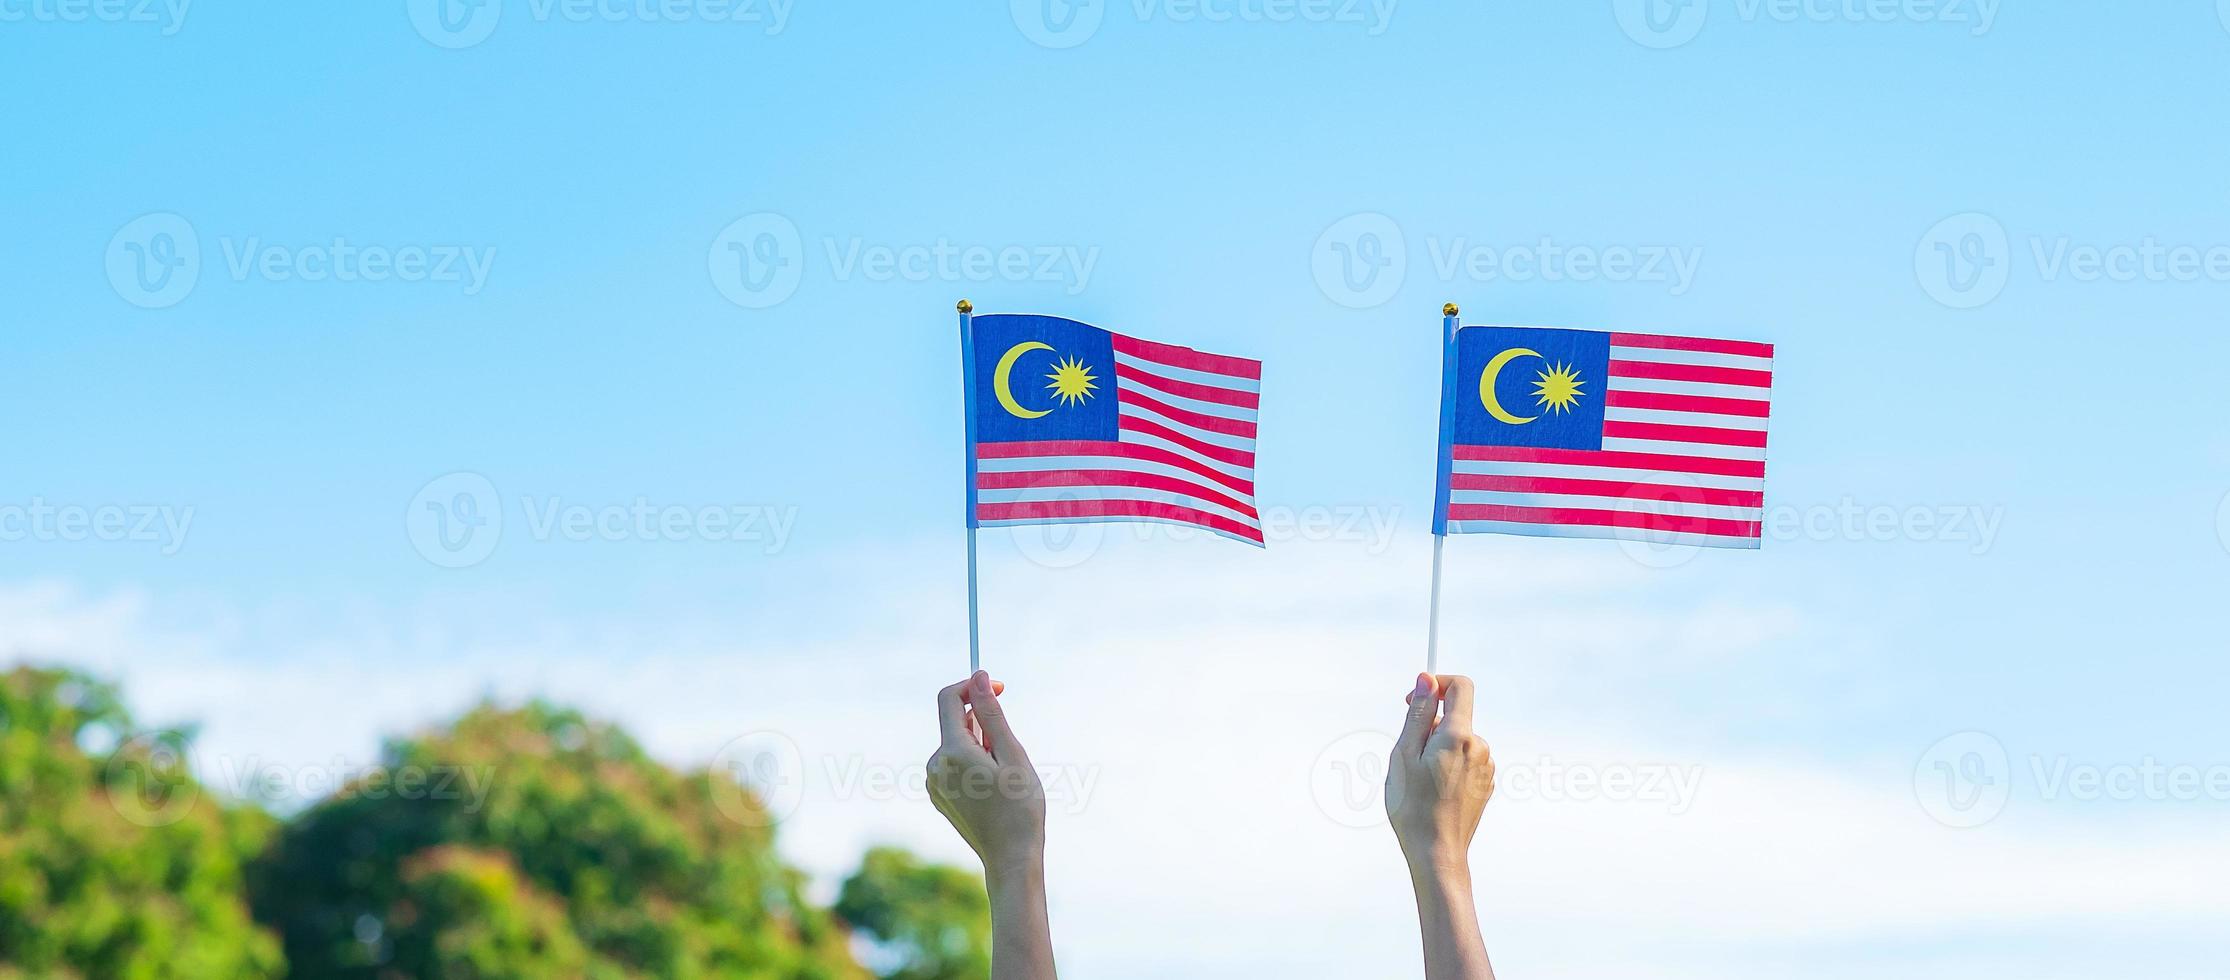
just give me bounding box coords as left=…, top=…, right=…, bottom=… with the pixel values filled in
left=834, top=847, right=991, bottom=980
left=248, top=701, right=866, bottom=979
left=0, top=665, right=283, bottom=979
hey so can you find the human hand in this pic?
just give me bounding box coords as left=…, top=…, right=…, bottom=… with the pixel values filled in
left=1387, top=673, right=1496, bottom=876
left=930, top=671, right=1046, bottom=875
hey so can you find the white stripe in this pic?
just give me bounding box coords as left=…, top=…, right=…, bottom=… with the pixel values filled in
left=1443, top=520, right=1761, bottom=549
left=976, top=486, right=1260, bottom=527
left=1607, top=375, right=1772, bottom=400
left=1119, top=430, right=1256, bottom=483
left=1601, top=437, right=1769, bottom=462
left=1610, top=345, right=1772, bottom=372
left=1448, top=490, right=1761, bottom=522
left=1114, top=352, right=1261, bottom=393
left=1119, top=403, right=1256, bottom=452
left=978, top=454, right=1254, bottom=497
left=979, top=514, right=1264, bottom=547
left=1603, top=406, right=1769, bottom=432
left=1115, top=376, right=1259, bottom=424
left=1451, top=459, right=1763, bottom=493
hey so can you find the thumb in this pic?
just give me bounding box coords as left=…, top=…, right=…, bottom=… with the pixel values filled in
left=965, top=670, right=1022, bottom=759
left=1395, top=673, right=1438, bottom=757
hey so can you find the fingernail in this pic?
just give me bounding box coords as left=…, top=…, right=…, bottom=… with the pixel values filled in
left=1411, top=673, right=1432, bottom=701
left=972, top=670, right=992, bottom=693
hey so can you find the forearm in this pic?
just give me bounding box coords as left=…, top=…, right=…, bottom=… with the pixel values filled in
left=986, top=855, right=1057, bottom=980
left=1409, top=860, right=1494, bottom=980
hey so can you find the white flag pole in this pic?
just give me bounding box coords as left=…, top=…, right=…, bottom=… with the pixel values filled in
left=958, top=299, right=982, bottom=674
left=1427, top=302, right=1461, bottom=675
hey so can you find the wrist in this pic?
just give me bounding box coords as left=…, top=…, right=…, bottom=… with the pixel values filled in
left=1403, top=844, right=1472, bottom=886
left=982, top=847, right=1046, bottom=891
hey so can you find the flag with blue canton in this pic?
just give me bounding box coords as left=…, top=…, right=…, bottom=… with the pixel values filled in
left=1434, top=324, right=1775, bottom=549
left=964, top=313, right=1264, bottom=546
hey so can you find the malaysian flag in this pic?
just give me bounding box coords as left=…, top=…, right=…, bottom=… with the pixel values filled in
left=1434, top=324, right=1773, bottom=549
left=964, top=313, right=1263, bottom=546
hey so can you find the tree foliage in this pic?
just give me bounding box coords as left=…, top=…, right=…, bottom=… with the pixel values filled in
left=0, top=665, right=283, bottom=980
left=0, top=667, right=991, bottom=979
left=835, top=847, right=991, bottom=980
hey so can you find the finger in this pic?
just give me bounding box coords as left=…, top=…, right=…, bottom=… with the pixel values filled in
left=1395, top=672, right=1439, bottom=756
left=962, top=670, right=1022, bottom=759
left=937, top=679, right=973, bottom=747
left=1437, top=675, right=1476, bottom=737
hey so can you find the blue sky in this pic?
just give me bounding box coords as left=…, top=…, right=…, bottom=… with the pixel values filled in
left=6, top=2, right=2230, bottom=977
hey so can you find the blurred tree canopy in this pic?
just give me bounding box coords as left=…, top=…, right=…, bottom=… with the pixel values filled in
left=0, top=667, right=990, bottom=980
left=0, top=665, right=283, bottom=979
left=835, top=847, right=991, bottom=980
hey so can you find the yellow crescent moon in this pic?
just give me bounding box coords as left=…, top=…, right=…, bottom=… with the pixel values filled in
left=1480, top=347, right=1542, bottom=425
left=994, top=341, right=1054, bottom=419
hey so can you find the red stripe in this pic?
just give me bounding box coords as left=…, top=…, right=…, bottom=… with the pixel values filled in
left=1605, top=389, right=1771, bottom=419
left=1453, top=444, right=1765, bottom=479
left=1609, top=359, right=1772, bottom=389
left=1609, top=332, right=1774, bottom=360
left=1110, top=334, right=1262, bottom=380
left=1601, top=420, right=1769, bottom=449
left=1120, top=416, right=1256, bottom=468
left=977, top=469, right=1256, bottom=518
left=1115, top=363, right=1260, bottom=410
left=1449, top=474, right=1765, bottom=509
left=978, top=499, right=1265, bottom=543
left=1444, top=503, right=1760, bottom=538
left=1116, top=387, right=1257, bottom=439
left=976, top=440, right=1254, bottom=496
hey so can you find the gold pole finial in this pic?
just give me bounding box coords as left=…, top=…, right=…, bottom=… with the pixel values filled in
left=1442, top=302, right=1460, bottom=317
left=956, top=299, right=974, bottom=314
